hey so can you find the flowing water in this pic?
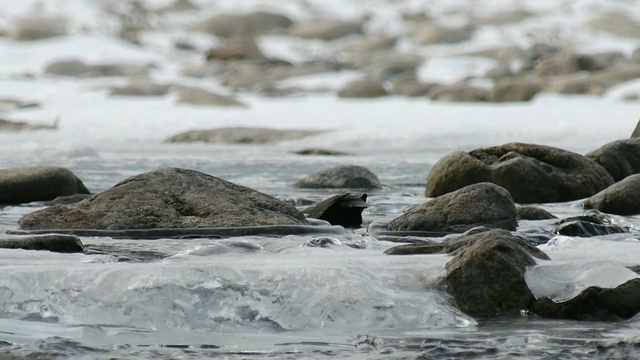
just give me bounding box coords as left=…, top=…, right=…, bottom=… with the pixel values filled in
left=1, top=0, right=640, bottom=358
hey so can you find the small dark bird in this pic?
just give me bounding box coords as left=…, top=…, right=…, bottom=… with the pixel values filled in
left=304, top=193, right=370, bottom=228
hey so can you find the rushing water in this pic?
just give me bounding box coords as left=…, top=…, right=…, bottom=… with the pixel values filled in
left=2, top=0, right=640, bottom=357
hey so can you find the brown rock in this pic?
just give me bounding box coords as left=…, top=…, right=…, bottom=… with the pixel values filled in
left=289, top=19, right=363, bottom=41
left=176, top=87, right=246, bottom=107
left=583, top=174, right=640, bottom=215
left=586, top=138, right=640, bottom=181
left=488, top=78, right=541, bottom=102
left=337, top=78, right=388, bottom=98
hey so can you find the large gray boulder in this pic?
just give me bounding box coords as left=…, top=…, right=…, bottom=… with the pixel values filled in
left=388, top=182, right=517, bottom=233
left=586, top=138, right=640, bottom=182
left=583, top=174, right=640, bottom=215
left=439, top=229, right=550, bottom=318
left=164, top=127, right=325, bottom=144
left=294, top=165, right=382, bottom=189
left=19, top=167, right=308, bottom=230
left=426, top=143, right=614, bottom=203
left=0, top=166, right=90, bottom=205
left=530, top=278, right=640, bottom=321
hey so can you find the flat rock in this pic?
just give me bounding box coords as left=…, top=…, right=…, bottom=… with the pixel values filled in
left=194, top=11, right=293, bottom=38
left=425, top=143, right=614, bottom=203
left=586, top=138, right=640, bottom=181
left=428, top=83, right=488, bottom=102
left=337, top=78, right=389, bottom=98
left=205, top=37, right=266, bottom=61
left=294, top=165, right=382, bottom=189
left=0, top=234, right=84, bottom=253
left=413, top=23, right=474, bottom=44
left=530, top=278, right=640, bottom=321
left=388, top=182, right=517, bottom=233
left=44, top=59, right=152, bottom=78
left=19, top=167, right=308, bottom=230
left=7, top=16, right=68, bottom=41
left=289, top=19, right=363, bottom=41
left=175, top=87, right=246, bottom=107
left=583, top=174, right=640, bottom=216
left=293, top=148, right=350, bottom=156
left=553, top=212, right=629, bottom=237
left=439, top=229, right=549, bottom=318
left=0, top=117, right=58, bottom=132
left=109, top=80, right=170, bottom=96
left=0, top=166, right=90, bottom=205
left=164, top=127, right=325, bottom=144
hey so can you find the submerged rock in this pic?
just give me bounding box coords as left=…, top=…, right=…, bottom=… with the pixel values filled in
left=388, top=182, right=517, bottom=233
left=517, top=205, right=557, bottom=220
left=439, top=229, right=550, bottom=318
left=426, top=143, right=614, bottom=203
left=165, top=127, right=325, bottom=144
left=553, top=212, right=629, bottom=237
left=0, top=166, right=90, bottom=205
left=294, top=165, right=382, bottom=189
left=292, top=148, right=350, bottom=156
left=586, top=138, right=640, bottom=182
left=583, top=174, right=640, bottom=215
left=19, top=167, right=308, bottom=230
left=530, top=278, right=640, bottom=321
left=175, top=87, right=246, bottom=107
left=0, top=234, right=84, bottom=253
left=304, top=193, right=370, bottom=228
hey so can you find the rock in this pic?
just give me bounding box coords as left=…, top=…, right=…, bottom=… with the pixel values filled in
left=176, top=87, right=246, bottom=107
left=7, top=16, right=67, bottom=41
left=205, top=37, right=266, bottom=61
left=157, top=0, right=199, bottom=13
left=109, top=79, right=170, bottom=96
left=44, top=194, right=92, bottom=205
left=585, top=12, right=640, bottom=38
left=632, top=120, right=640, bottom=138
left=547, top=74, right=606, bottom=95
left=293, top=148, right=350, bottom=156
left=164, top=127, right=325, bottom=144
left=388, top=182, right=517, bottom=233
left=586, top=138, right=640, bottom=181
left=577, top=51, right=626, bottom=72
left=0, top=117, right=59, bottom=132
left=414, top=23, right=474, bottom=44
left=483, top=64, right=515, bottom=80
left=534, top=51, right=581, bottom=77
left=389, top=73, right=433, bottom=97
left=0, top=97, right=40, bottom=111
left=0, top=234, right=84, bottom=253
left=488, top=78, right=541, bottom=102
left=19, top=167, right=308, bottom=230
left=194, top=11, right=293, bottom=38
left=425, top=143, right=614, bottom=203
left=590, top=63, right=640, bottom=87
left=341, top=36, right=396, bottom=53
left=553, top=212, right=629, bottom=237
left=0, top=166, right=90, bottom=205
left=428, top=83, right=488, bottom=102
left=471, top=10, right=533, bottom=26
left=44, top=59, right=91, bottom=77
left=337, top=78, right=389, bottom=98
left=303, top=193, right=369, bottom=228
left=440, top=229, right=549, bottom=318
left=294, top=165, right=382, bottom=189
left=530, top=278, right=640, bottom=321
left=517, top=206, right=557, bottom=220
left=289, top=19, right=363, bottom=41
left=583, top=174, right=640, bottom=216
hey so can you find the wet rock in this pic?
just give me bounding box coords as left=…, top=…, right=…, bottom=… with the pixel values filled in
left=44, top=193, right=92, bottom=205
left=425, top=143, right=614, bottom=203
left=517, top=206, right=557, bottom=220
left=44, top=59, right=92, bottom=77
left=414, top=23, right=474, bottom=44
left=428, top=83, right=488, bottom=102
left=303, top=193, right=369, bottom=228
left=341, top=36, right=396, bottom=53
left=590, top=63, right=640, bottom=87
left=0, top=117, right=59, bottom=132
left=389, top=73, right=433, bottom=97
left=109, top=79, right=170, bottom=96
left=488, top=78, right=541, bottom=102
left=439, top=229, right=549, bottom=318
left=293, top=148, right=350, bottom=156
left=577, top=51, right=626, bottom=72
left=337, top=78, right=389, bottom=98
left=632, top=120, right=640, bottom=138
left=483, top=64, right=515, bottom=80
left=547, top=74, right=606, bottom=95
left=586, top=138, right=640, bottom=181
left=165, top=127, right=325, bottom=144
left=294, top=165, right=382, bottom=189
left=0, top=97, right=40, bottom=111
left=0, top=166, right=90, bottom=205
left=289, top=19, right=363, bottom=41
left=7, top=16, right=67, bottom=41
left=553, top=212, right=629, bottom=237
left=534, top=51, right=581, bottom=77
left=388, top=182, right=517, bottom=233
left=303, top=237, right=343, bottom=248
left=347, top=51, right=422, bottom=75
left=530, top=278, right=640, bottom=321
left=176, top=87, right=246, bottom=107
left=205, top=37, right=266, bottom=61
left=0, top=234, right=84, bottom=253
left=583, top=174, right=640, bottom=216
left=585, top=11, right=640, bottom=38
left=19, top=167, right=308, bottom=230
left=194, top=11, right=293, bottom=38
